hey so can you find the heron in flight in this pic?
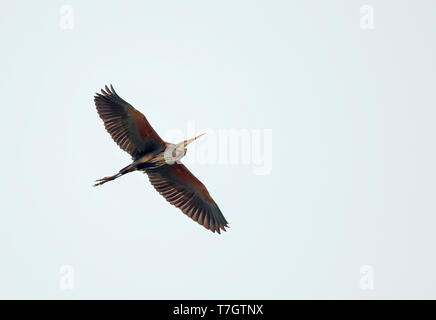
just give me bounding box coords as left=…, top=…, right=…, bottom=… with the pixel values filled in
left=93, top=85, right=228, bottom=234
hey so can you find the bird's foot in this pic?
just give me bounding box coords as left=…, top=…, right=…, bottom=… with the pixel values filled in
left=93, top=174, right=118, bottom=187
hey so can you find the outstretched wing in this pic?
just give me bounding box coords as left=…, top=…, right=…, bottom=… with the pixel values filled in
left=94, top=85, right=165, bottom=159
left=145, top=164, right=229, bottom=234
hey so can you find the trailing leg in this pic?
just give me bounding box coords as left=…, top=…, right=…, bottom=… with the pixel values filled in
left=93, top=173, right=122, bottom=186
left=93, top=163, right=137, bottom=187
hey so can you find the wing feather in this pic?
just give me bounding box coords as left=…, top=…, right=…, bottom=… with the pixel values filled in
left=144, top=164, right=228, bottom=234
left=94, top=85, right=165, bottom=159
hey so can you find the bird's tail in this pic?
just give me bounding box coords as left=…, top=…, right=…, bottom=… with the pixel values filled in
left=93, top=164, right=136, bottom=187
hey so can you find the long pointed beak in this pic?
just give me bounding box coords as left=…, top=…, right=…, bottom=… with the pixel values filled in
left=184, top=133, right=206, bottom=147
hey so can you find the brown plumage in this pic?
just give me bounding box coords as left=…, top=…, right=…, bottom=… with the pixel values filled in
left=94, top=85, right=229, bottom=234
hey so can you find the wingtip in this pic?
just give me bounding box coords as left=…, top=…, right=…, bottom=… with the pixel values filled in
left=213, top=223, right=229, bottom=234
left=96, top=84, right=118, bottom=97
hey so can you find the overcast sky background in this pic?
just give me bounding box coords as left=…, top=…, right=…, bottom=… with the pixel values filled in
left=0, top=0, right=435, bottom=299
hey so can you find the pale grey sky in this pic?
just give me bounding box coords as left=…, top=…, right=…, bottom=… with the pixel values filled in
left=0, top=0, right=435, bottom=299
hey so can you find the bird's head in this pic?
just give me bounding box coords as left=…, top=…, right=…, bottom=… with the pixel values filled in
left=179, top=132, right=205, bottom=148
left=164, top=133, right=205, bottom=164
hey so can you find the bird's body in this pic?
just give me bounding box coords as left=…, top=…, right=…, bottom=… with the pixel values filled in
left=93, top=85, right=228, bottom=234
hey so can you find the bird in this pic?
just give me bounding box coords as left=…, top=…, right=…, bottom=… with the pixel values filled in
left=93, top=85, right=229, bottom=234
